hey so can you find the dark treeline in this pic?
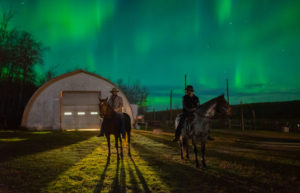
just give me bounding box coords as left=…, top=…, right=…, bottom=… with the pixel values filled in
left=0, top=11, right=45, bottom=129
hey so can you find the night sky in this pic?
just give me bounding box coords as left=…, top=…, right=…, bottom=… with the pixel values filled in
left=1, top=0, right=300, bottom=110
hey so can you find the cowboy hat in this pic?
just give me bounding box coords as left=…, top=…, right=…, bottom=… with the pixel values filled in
left=186, top=85, right=194, bottom=91
left=110, top=88, right=119, bottom=93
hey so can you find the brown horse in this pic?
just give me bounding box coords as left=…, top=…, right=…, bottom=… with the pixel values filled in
left=98, top=98, right=131, bottom=158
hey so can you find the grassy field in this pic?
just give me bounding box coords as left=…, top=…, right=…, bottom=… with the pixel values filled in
left=0, top=129, right=299, bottom=193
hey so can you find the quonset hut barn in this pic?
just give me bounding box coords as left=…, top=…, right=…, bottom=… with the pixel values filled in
left=21, top=70, right=134, bottom=130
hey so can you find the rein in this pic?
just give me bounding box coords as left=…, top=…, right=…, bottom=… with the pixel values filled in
left=99, top=102, right=115, bottom=119
left=195, top=101, right=218, bottom=120
left=196, top=112, right=214, bottom=120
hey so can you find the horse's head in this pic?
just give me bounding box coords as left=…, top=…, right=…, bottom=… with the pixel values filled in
left=215, top=94, right=232, bottom=117
left=98, top=97, right=112, bottom=118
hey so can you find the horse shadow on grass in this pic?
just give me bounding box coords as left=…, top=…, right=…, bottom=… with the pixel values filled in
left=129, top=157, right=151, bottom=193
left=94, top=156, right=111, bottom=193
left=93, top=155, right=151, bottom=193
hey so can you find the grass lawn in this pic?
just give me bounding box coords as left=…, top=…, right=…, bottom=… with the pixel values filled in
left=0, top=129, right=299, bottom=193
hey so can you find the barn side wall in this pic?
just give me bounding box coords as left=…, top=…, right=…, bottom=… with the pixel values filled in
left=23, top=72, right=133, bottom=130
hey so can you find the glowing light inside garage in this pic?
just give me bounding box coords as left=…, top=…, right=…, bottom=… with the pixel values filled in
left=77, top=112, right=85, bottom=115
left=90, top=112, right=98, bottom=115
left=64, top=112, right=72, bottom=116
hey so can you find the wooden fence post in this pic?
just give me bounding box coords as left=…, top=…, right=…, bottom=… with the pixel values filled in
left=170, top=89, right=173, bottom=127
left=226, top=79, right=231, bottom=129
left=241, top=101, right=245, bottom=131
left=252, top=110, right=256, bottom=130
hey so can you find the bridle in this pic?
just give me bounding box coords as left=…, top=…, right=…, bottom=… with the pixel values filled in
left=195, top=100, right=230, bottom=120
left=99, top=101, right=114, bottom=118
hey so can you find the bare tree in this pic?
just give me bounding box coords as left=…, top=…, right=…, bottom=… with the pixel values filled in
left=117, top=79, right=148, bottom=113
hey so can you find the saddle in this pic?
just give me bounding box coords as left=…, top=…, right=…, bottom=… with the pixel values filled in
left=183, top=113, right=195, bottom=133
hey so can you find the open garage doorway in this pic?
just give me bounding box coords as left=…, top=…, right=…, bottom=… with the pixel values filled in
left=61, top=91, right=101, bottom=130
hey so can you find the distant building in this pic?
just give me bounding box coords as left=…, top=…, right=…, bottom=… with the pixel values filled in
left=130, top=104, right=138, bottom=121
left=22, top=69, right=134, bottom=130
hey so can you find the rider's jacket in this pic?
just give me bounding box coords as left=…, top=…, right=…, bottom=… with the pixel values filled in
left=182, top=95, right=200, bottom=114
left=108, top=95, right=123, bottom=113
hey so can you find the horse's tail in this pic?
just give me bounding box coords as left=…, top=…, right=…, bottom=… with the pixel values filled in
left=123, top=113, right=131, bottom=142
left=174, top=113, right=181, bottom=129
left=123, top=113, right=132, bottom=156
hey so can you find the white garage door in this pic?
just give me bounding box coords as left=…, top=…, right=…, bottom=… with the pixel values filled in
left=61, top=91, right=102, bottom=129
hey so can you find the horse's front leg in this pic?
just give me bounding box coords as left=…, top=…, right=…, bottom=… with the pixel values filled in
left=201, top=141, right=207, bottom=168
left=181, top=138, right=189, bottom=159
left=192, top=138, right=199, bottom=168
left=127, top=131, right=131, bottom=157
left=106, top=134, right=111, bottom=157
left=179, top=140, right=184, bottom=160
left=185, top=138, right=190, bottom=159
left=115, top=135, right=119, bottom=159
left=119, top=135, right=123, bottom=158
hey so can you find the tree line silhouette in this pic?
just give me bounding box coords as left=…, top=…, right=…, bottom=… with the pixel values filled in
left=0, top=11, right=45, bottom=129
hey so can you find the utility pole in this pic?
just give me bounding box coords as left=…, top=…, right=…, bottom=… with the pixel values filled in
left=153, top=107, right=155, bottom=121
left=185, top=74, right=187, bottom=89
left=241, top=101, right=245, bottom=131
left=170, top=88, right=173, bottom=125
left=252, top=110, right=256, bottom=130
left=226, top=79, right=231, bottom=129
left=226, top=79, right=229, bottom=104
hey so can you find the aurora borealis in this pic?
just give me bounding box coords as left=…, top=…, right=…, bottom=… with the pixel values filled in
left=1, top=0, right=300, bottom=110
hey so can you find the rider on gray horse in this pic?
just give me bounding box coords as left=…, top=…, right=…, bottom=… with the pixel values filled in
left=98, top=88, right=126, bottom=138
left=173, top=85, right=213, bottom=142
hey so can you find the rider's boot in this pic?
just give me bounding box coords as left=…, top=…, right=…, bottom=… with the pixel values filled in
left=172, top=125, right=182, bottom=142
left=97, top=126, right=104, bottom=137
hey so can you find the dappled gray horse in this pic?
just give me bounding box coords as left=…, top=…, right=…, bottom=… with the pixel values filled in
left=175, top=94, right=231, bottom=168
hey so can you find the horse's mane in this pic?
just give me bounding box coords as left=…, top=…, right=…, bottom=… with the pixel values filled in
left=197, top=94, right=224, bottom=115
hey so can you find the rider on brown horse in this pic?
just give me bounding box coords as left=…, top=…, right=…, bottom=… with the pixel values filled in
left=98, top=88, right=126, bottom=138
left=173, top=85, right=214, bottom=142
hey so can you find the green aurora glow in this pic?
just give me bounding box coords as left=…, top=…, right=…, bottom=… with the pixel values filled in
left=1, top=0, right=300, bottom=110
